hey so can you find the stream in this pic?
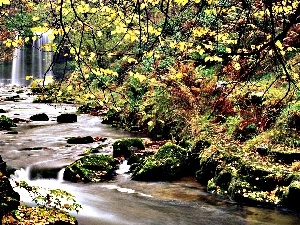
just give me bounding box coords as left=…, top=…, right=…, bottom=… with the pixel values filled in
left=1, top=86, right=300, bottom=225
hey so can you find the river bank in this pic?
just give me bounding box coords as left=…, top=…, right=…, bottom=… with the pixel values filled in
left=1, top=86, right=300, bottom=224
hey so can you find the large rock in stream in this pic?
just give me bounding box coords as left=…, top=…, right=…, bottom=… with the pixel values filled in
left=63, top=155, right=118, bottom=182
left=30, top=113, right=49, bottom=121
left=57, top=114, right=77, bottom=123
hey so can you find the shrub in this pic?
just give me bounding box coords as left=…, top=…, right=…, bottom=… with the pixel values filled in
left=0, top=115, right=17, bottom=130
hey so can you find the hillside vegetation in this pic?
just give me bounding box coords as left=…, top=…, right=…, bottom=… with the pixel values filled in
left=2, top=0, right=300, bottom=210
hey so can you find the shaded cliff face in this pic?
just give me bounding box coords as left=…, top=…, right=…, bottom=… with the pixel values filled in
left=0, top=155, right=20, bottom=220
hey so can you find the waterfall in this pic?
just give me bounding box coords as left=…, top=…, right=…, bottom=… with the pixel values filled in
left=32, top=31, right=54, bottom=80
left=10, top=32, right=53, bottom=86
left=13, top=166, right=65, bottom=182
left=11, top=47, right=24, bottom=86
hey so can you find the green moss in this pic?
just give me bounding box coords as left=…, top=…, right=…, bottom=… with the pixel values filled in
left=131, top=142, right=189, bottom=181
left=0, top=115, right=17, bottom=130
left=63, top=155, right=117, bottom=182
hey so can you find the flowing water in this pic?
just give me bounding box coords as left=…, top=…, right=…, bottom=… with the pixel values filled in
left=1, top=87, right=300, bottom=225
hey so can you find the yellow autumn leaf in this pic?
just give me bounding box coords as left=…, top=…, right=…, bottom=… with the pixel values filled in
left=26, top=75, right=33, bottom=80
left=225, top=47, right=232, bottom=53
left=175, top=72, right=184, bottom=79
left=233, top=62, right=241, bottom=70
left=48, top=32, right=55, bottom=41
left=88, top=52, right=96, bottom=61
left=133, top=73, right=147, bottom=82
left=275, top=40, right=283, bottom=50
left=0, top=0, right=10, bottom=6
left=178, top=42, right=185, bottom=51
left=97, top=31, right=102, bottom=37
left=205, top=55, right=223, bottom=62
left=5, top=41, right=11, bottom=48
left=32, top=16, right=40, bottom=21
left=128, top=58, right=137, bottom=63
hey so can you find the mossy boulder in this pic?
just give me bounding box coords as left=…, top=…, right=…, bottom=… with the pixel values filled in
left=131, top=143, right=190, bottom=181
left=67, top=136, right=94, bottom=144
left=112, top=138, right=145, bottom=158
left=0, top=115, right=17, bottom=130
left=228, top=178, right=254, bottom=203
left=63, top=155, right=118, bottom=182
left=57, top=114, right=77, bottom=123
left=0, top=156, right=20, bottom=220
left=30, top=113, right=49, bottom=121
left=282, top=181, right=300, bottom=209
left=196, top=149, right=236, bottom=184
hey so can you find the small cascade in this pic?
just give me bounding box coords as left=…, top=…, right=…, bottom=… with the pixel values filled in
left=13, top=167, right=31, bottom=181
left=57, top=168, right=65, bottom=182
left=116, top=160, right=131, bottom=175
left=13, top=166, right=65, bottom=182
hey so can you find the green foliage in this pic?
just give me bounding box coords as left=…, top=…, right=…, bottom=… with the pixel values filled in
left=225, top=116, right=242, bottom=137
left=196, top=66, right=218, bottom=79
left=5, top=12, right=34, bottom=38
left=0, top=115, right=16, bottom=130
left=17, top=181, right=81, bottom=213
left=8, top=180, right=81, bottom=224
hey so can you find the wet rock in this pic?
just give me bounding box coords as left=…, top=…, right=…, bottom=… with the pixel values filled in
left=57, top=113, right=77, bottom=123
left=63, top=155, right=118, bottom=182
left=282, top=181, right=300, bottom=209
left=288, top=112, right=300, bottom=131
left=256, top=144, right=268, bottom=156
left=67, top=136, right=94, bottom=144
left=131, top=142, right=190, bottom=181
left=271, top=150, right=300, bottom=164
left=4, top=95, right=21, bottom=102
left=246, top=92, right=265, bottom=106
left=0, top=155, right=20, bottom=220
left=112, top=138, right=145, bottom=158
left=5, top=130, right=18, bottom=134
left=30, top=113, right=49, bottom=121
left=12, top=117, right=29, bottom=123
